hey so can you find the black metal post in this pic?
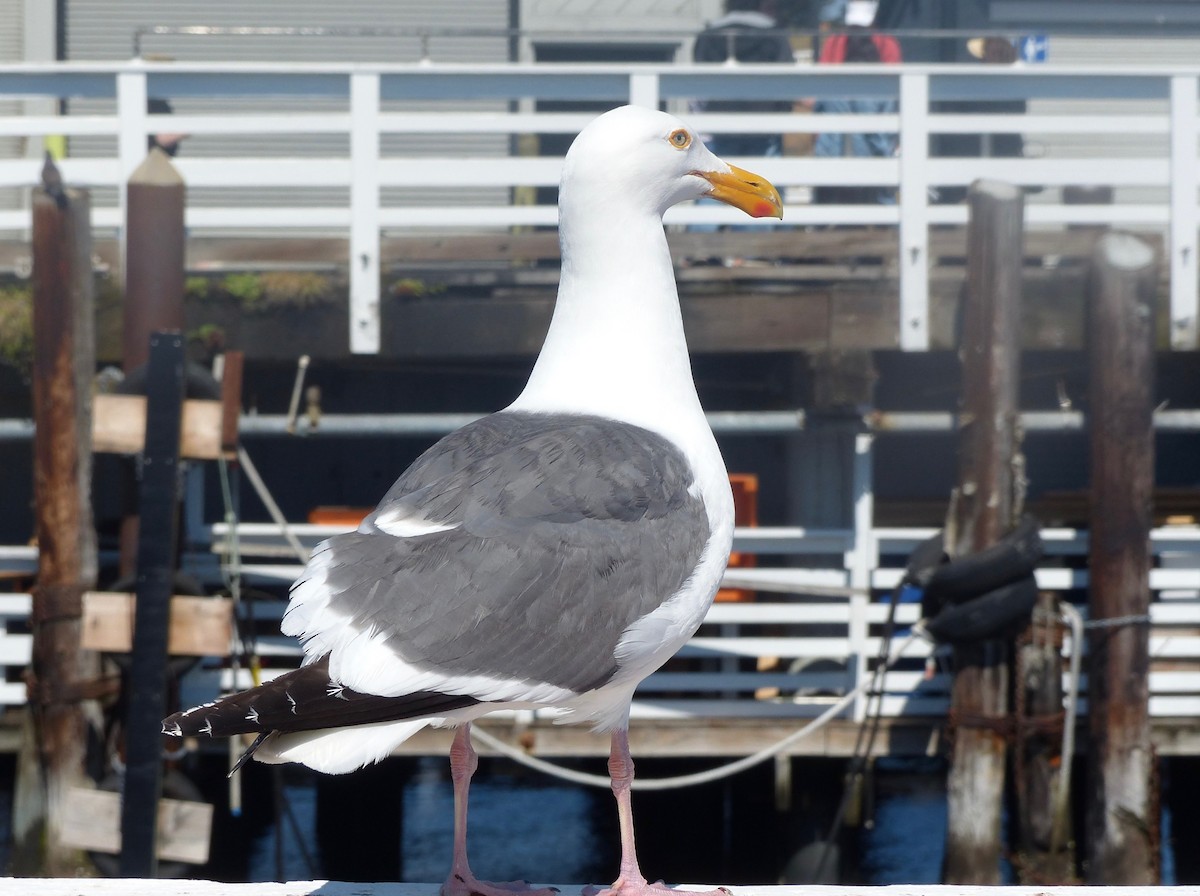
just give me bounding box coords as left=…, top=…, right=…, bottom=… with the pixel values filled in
left=118, top=330, right=185, bottom=878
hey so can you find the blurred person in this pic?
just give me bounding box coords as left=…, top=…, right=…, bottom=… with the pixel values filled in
left=930, top=36, right=1026, bottom=204
left=812, top=0, right=901, bottom=206
left=690, top=0, right=793, bottom=243
left=692, top=0, right=795, bottom=158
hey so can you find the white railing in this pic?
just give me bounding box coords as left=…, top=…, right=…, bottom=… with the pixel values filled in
left=185, top=521, right=1200, bottom=725
left=4, top=523, right=1200, bottom=726
left=0, top=62, right=1194, bottom=351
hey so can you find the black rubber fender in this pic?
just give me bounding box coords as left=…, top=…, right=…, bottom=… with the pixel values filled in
left=921, top=515, right=1043, bottom=614
left=901, top=530, right=948, bottom=589
left=923, top=575, right=1039, bottom=645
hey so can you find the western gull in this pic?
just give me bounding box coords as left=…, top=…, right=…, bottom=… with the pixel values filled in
left=164, top=104, right=783, bottom=896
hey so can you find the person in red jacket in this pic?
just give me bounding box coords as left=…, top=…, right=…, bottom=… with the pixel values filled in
left=813, top=0, right=901, bottom=206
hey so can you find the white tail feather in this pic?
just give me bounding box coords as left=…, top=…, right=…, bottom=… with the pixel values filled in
left=254, top=718, right=430, bottom=774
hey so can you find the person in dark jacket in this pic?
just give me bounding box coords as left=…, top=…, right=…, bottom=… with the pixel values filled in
left=692, top=0, right=794, bottom=157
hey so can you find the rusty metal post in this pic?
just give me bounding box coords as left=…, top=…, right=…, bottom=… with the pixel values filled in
left=1085, top=232, right=1157, bottom=885
left=943, top=179, right=1024, bottom=885
left=14, top=173, right=100, bottom=875
left=118, top=147, right=186, bottom=578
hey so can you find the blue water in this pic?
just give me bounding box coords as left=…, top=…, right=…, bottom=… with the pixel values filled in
left=401, top=758, right=613, bottom=885
left=244, top=759, right=960, bottom=885
left=858, top=770, right=947, bottom=884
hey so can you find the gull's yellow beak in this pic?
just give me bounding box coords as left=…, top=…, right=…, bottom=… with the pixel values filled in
left=695, top=164, right=784, bottom=219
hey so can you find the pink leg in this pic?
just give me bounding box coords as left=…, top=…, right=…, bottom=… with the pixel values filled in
left=585, top=729, right=730, bottom=896
left=440, top=724, right=559, bottom=896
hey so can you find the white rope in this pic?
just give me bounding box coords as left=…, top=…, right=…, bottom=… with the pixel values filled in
left=469, top=626, right=926, bottom=791
left=1084, top=613, right=1151, bottom=630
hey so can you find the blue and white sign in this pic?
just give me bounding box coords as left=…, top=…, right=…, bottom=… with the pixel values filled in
left=1018, top=34, right=1049, bottom=63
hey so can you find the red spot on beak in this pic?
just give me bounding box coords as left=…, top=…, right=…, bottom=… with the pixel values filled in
left=752, top=200, right=778, bottom=219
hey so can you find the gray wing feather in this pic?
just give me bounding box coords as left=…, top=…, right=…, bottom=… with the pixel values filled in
left=305, top=412, right=709, bottom=693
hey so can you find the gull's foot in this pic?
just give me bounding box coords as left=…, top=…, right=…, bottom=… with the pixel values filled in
left=582, top=876, right=731, bottom=896
left=441, top=872, right=560, bottom=896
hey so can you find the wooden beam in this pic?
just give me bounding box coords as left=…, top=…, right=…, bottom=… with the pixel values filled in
left=219, top=350, right=244, bottom=454
left=382, top=293, right=837, bottom=358
left=81, top=593, right=232, bottom=657
left=60, top=787, right=212, bottom=865
left=92, top=394, right=228, bottom=460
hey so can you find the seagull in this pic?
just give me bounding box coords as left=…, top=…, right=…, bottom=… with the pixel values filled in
left=41, top=151, right=67, bottom=209
left=164, top=104, right=782, bottom=896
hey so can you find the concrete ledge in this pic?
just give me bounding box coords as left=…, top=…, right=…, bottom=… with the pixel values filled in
left=0, top=882, right=1196, bottom=895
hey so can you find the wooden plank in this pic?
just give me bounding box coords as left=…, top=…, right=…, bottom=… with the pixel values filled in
left=59, top=787, right=212, bottom=865
left=80, top=592, right=232, bottom=657
left=219, top=350, right=244, bottom=453
left=383, top=292, right=835, bottom=358
left=92, top=394, right=227, bottom=460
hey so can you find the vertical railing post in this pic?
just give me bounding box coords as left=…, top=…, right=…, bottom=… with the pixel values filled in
left=349, top=71, right=382, bottom=354
left=115, top=69, right=148, bottom=273
left=899, top=71, right=930, bottom=350
left=629, top=72, right=660, bottom=110
left=847, top=430, right=874, bottom=721
left=1169, top=74, right=1198, bottom=349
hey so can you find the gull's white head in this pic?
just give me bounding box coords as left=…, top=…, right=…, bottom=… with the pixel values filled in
left=559, top=105, right=783, bottom=221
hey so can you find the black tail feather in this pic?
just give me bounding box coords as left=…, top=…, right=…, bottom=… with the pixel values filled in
left=163, top=655, right=479, bottom=741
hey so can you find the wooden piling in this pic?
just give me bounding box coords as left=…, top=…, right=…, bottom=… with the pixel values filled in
left=118, top=147, right=186, bottom=578
left=1085, top=232, right=1157, bottom=885
left=942, top=179, right=1024, bottom=885
left=1014, top=592, right=1074, bottom=881
left=123, top=148, right=185, bottom=371
left=14, top=179, right=100, bottom=875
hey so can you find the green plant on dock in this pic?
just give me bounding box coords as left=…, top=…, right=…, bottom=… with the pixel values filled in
left=187, top=323, right=226, bottom=355
left=0, top=284, right=33, bottom=373
left=256, top=271, right=337, bottom=309
left=184, top=275, right=211, bottom=301
left=389, top=276, right=445, bottom=298
left=194, top=271, right=338, bottom=312
left=220, top=272, right=265, bottom=308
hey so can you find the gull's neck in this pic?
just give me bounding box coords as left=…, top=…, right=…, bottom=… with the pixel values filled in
left=509, top=199, right=708, bottom=440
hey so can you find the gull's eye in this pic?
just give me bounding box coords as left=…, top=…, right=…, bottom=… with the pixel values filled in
left=668, top=128, right=692, bottom=150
